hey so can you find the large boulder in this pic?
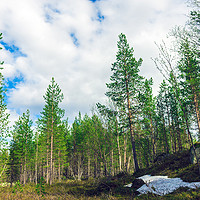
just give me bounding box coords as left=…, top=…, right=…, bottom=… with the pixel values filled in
left=190, top=143, right=200, bottom=164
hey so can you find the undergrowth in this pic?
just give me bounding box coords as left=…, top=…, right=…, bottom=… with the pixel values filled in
left=0, top=150, right=199, bottom=199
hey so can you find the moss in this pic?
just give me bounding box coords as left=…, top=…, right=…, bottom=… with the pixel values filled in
left=175, top=164, right=200, bottom=182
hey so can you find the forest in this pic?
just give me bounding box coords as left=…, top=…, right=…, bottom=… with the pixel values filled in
left=0, top=0, right=199, bottom=199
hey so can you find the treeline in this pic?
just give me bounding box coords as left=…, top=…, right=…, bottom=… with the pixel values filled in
left=0, top=0, right=199, bottom=185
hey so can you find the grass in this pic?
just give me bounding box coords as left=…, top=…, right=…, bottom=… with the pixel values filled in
left=0, top=150, right=200, bottom=199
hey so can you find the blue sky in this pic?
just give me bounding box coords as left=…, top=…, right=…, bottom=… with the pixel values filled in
left=0, top=0, right=189, bottom=125
left=0, top=41, right=27, bottom=58
left=90, top=0, right=100, bottom=2
left=70, top=33, right=80, bottom=47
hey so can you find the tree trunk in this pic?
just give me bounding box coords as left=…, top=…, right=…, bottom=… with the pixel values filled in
left=77, top=153, right=83, bottom=180
left=146, top=139, right=150, bottom=167
left=162, top=116, right=169, bottom=154
left=166, top=99, right=174, bottom=153
left=50, top=114, right=54, bottom=185
left=125, top=74, right=139, bottom=172
left=176, top=124, right=182, bottom=151
left=35, top=134, right=38, bottom=184
left=117, top=133, right=122, bottom=172
left=58, top=151, right=61, bottom=182
left=20, top=162, right=23, bottom=184
left=94, top=153, right=97, bottom=178
left=49, top=135, right=53, bottom=184
left=150, top=115, right=156, bottom=159
left=111, top=149, right=114, bottom=176
left=171, top=120, right=177, bottom=153
left=53, top=161, right=55, bottom=183
left=192, top=87, right=200, bottom=134
left=49, top=95, right=54, bottom=185
left=124, top=134, right=127, bottom=172
left=24, top=133, right=28, bottom=185
left=0, top=164, right=6, bottom=178
left=97, top=137, right=108, bottom=176
left=24, top=156, right=26, bottom=185
left=88, top=155, right=90, bottom=178
left=103, top=152, right=107, bottom=176
left=127, top=155, right=131, bottom=173
left=46, top=143, right=49, bottom=184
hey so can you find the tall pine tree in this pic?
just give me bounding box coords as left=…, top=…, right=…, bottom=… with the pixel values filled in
left=38, top=77, right=64, bottom=185
left=106, top=33, right=143, bottom=172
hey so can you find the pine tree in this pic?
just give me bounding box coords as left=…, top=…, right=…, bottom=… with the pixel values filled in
left=105, top=33, right=143, bottom=172
left=7, top=109, right=33, bottom=185
left=96, top=102, right=124, bottom=173
left=153, top=38, right=200, bottom=172
left=177, top=39, right=200, bottom=136
left=188, top=0, right=200, bottom=48
left=139, top=78, right=157, bottom=161
left=71, top=113, right=86, bottom=180
left=54, top=119, right=70, bottom=182
left=37, top=77, right=64, bottom=185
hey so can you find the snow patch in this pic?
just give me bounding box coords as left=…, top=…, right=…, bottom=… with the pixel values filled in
left=125, top=175, right=200, bottom=196
left=124, top=183, right=132, bottom=187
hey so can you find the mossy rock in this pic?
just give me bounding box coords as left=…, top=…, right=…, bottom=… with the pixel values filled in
left=131, top=178, right=145, bottom=189
left=190, top=143, right=200, bottom=164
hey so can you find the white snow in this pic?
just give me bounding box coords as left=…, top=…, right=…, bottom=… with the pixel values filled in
left=124, top=183, right=132, bottom=188
left=124, top=175, right=200, bottom=196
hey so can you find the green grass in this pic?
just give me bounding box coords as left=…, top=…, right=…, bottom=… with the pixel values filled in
left=0, top=150, right=199, bottom=199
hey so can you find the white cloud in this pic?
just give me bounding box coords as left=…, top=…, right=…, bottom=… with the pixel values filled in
left=0, top=0, right=189, bottom=124
left=7, top=109, right=19, bottom=128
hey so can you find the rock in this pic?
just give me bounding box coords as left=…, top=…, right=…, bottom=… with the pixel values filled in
left=131, top=178, right=145, bottom=189
left=154, top=153, right=169, bottom=164
left=190, top=143, right=200, bottom=164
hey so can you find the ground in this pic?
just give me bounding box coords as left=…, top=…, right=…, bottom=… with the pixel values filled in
left=0, top=150, right=200, bottom=199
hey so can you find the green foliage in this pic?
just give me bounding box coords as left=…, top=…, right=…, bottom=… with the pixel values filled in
left=37, top=77, right=65, bottom=184
left=70, top=113, right=110, bottom=180
left=106, top=33, right=143, bottom=108
left=7, top=109, right=34, bottom=185
left=105, top=33, right=144, bottom=172
left=0, top=0, right=200, bottom=195
left=0, top=33, right=9, bottom=150
left=36, top=177, right=46, bottom=196
left=12, top=180, right=23, bottom=193
left=38, top=77, right=64, bottom=134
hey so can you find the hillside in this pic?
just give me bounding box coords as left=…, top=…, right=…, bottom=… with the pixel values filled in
left=0, top=149, right=200, bottom=199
